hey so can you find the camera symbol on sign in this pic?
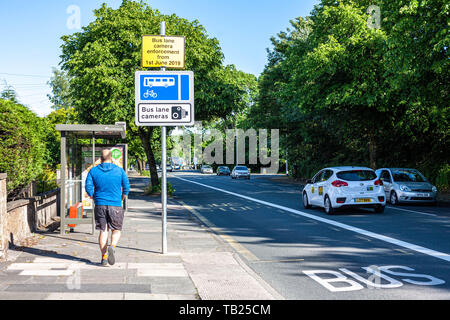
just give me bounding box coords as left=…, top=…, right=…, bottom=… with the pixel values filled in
left=171, top=106, right=189, bottom=120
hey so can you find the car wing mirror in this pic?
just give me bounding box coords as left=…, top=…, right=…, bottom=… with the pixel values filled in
left=306, top=179, right=312, bottom=184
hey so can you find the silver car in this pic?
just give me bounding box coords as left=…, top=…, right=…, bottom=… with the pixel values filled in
left=201, top=165, right=214, bottom=174
left=375, top=168, right=437, bottom=205
left=231, top=166, right=250, bottom=180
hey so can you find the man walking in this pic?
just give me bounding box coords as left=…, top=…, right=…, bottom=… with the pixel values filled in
left=85, top=149, right=130, bottom=266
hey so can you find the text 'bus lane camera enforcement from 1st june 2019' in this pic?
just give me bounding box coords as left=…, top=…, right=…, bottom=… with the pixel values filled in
left=141, top=35, right=185, bottom=69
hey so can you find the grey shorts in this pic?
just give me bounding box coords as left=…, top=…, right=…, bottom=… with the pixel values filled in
left=94, top=206, right=124, bottom=231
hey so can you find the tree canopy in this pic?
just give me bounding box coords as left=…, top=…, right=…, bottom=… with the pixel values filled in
left=60, top=0, right=256, bottom=186
left=245, top=0, right=448, bottom=184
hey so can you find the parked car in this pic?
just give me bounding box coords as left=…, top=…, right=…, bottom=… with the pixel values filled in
left=231, top=166, right=250, bottom=180
left=167, top=164, right=173, bottom=172
left=375, top=168, right=437, bottom=205
left=174, top=164, right=181, bottom=170
left=217, top=166, right=231, bottom=176
left=201, top=165, right=214, bottom=174
left=302, top=166, right=386, bottom=214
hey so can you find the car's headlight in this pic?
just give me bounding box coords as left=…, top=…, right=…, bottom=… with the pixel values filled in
left=399, top=185, right=411, bottom=192
left=432, top=186, right=438, bottom=192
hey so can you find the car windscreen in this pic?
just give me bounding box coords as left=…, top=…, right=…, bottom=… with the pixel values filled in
left=219, top=167, right=230, bottom=171
left=391, top=169, right=427, bottom=182
left=336, top=170, right=376, bottom=181
left=236, top=166, right=248, bottom=171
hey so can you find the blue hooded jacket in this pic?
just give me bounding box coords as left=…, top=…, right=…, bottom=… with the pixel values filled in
left=85, top=163, right=130, bottom=207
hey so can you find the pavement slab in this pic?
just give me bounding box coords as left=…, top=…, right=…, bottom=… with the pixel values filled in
left=0, top=176, right=280, bottom=300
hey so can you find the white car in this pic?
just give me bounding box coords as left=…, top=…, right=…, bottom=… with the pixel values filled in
left=201, top=165, right=214, bottom=174
left=231, top=166, right=250, bottom=180
left=302, top=167, right=386, bottom=214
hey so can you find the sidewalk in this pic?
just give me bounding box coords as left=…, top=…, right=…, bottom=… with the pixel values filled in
left=0, top=176, right=281, bottom=300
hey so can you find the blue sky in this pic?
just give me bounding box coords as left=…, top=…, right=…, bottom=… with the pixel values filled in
left=0, top=0, right=318, bottom=116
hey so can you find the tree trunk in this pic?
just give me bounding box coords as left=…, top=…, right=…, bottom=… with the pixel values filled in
left=369, top=132, right=377, bottom=169
left=137, top=159, right=145, bottom=172
left=138, top=127, right=159, bottom=187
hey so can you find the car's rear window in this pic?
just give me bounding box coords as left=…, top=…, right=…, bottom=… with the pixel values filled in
left=236, top=166, right=248, bottom=170
left=336, top=170, right=376, bottom=181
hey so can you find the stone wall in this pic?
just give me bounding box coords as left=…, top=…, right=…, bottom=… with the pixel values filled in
left=0, top=174, right=7, bottom=259
left=0, top=173, right=60, bottom=260
left=4, top=199, right=35, bottom=248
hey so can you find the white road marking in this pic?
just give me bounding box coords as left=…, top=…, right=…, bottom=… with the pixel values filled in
left=19, top=270, right=75, bottom=276
left=174, top=177, right=450, bottom=263
left=387, top=206, right=437, bottom=217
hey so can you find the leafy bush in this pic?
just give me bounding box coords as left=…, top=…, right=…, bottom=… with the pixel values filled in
left=144, top=180, right=175, bottom=197
left=140, top=170, right=151, bottom=177
left=435, top=165, right=450, bottom=192
left=0, top=99, right=46, bottom=198
left=36, top=166, right=58, bottom=194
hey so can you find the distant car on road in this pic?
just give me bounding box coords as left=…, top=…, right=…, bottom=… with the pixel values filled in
left=302, top=166, right=386, bottom=214
left=167, top=164, right=173, bottom=172
left=174, top=164, right=181, bottom=170
left=375, top=168, right=437, bottom=205
left=217, top=166, right=231, bottom=176
left=201, top=165, right=214, bottom=174
left=231, top=166, right=250, bottom=180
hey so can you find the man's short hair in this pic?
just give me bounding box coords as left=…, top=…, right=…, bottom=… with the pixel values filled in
left=101, top=149, right=112, bottom=162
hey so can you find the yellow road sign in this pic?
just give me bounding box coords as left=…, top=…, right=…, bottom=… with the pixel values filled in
left=141, top=35, right=185, bottom=69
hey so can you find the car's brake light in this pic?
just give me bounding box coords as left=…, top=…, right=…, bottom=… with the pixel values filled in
left=331, top=180, right=348, bottom=187
left=374, top=179, right=383, bottom=186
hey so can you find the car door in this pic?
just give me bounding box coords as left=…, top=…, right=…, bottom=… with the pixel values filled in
left=310, top=171, right=324, bottom=205
left=380, top=170, right=392, bottom=198
left=315, top=170, right=333, bottom=207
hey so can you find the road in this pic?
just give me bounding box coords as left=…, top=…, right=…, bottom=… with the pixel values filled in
left=167, top=171, right=450, bottom=300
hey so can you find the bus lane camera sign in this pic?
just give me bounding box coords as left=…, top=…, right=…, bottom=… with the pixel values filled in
left=135, top=71, right=194, bottom=127
left=141, top=35, right=185, bottom=69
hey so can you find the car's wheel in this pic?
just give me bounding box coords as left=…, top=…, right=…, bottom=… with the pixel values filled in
left=324, top=195, right=335, bottom=215
left=390, top=191, right=399, bottom=205
left=374, top=205, right=385, bottom=213
left=303, top=192, right=312, bottom=209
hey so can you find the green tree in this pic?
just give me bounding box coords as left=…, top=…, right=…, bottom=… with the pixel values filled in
left=41, top=107, right=78, bottom=168
left=47, top=68, right=73, bottom=110
left=1, top=82, right=19, bottom=104
left=60, top=0, right=251, bottom=186
left=247, top=0, right=448, bottom=184
left=0, top=99, right=46, bottom=198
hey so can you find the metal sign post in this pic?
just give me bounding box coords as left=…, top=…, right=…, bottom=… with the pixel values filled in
left=135, top=21, right=194, bottom=255
left=160, top=21, right=168, bottom=255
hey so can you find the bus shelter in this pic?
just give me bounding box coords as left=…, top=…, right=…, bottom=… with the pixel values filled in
left=56, top=123, right=128, bottom=235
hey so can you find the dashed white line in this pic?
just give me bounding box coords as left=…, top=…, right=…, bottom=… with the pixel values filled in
left=174, top=176, right=450, bottom=263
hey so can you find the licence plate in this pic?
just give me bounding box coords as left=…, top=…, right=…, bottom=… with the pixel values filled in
left=355, top=198, right=372, bottom=203
left=417, top=193, right=429, bottom=197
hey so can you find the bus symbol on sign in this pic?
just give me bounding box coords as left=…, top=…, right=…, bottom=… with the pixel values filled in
left=144, top=77, right=176, bottom=88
